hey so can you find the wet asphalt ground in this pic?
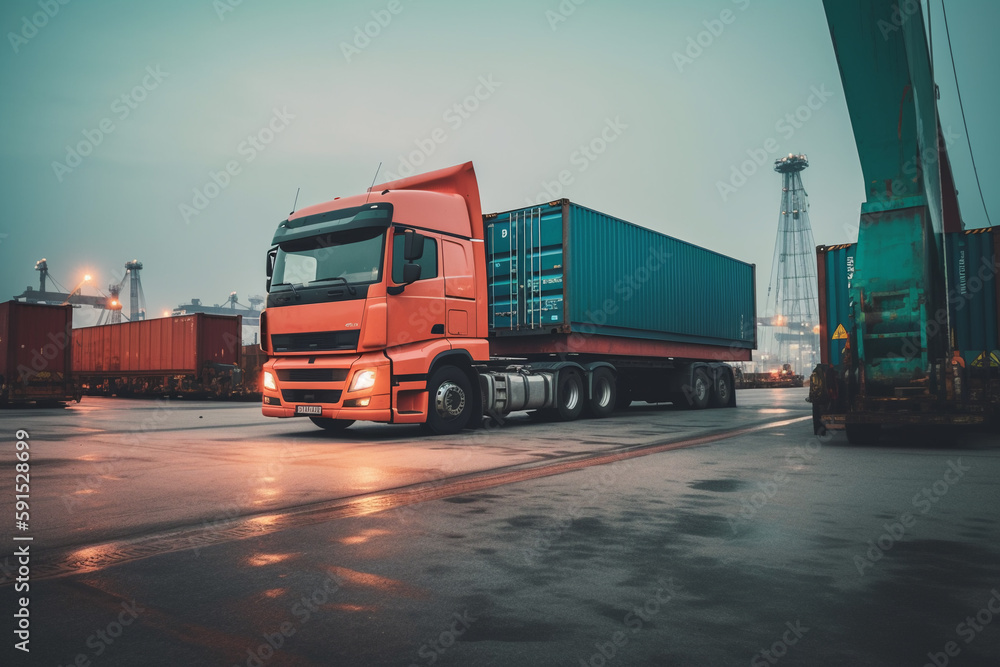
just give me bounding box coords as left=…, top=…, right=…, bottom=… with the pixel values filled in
left=2, top=389, right=999, bottom=666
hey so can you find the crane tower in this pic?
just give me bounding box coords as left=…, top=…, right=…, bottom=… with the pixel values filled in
left=761, top=154, right=820, bottom=373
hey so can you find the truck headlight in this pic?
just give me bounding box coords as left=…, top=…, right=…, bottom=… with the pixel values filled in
left=263, top=371, right=277, bottom=391
left=349, top=369, right=377, bottom=392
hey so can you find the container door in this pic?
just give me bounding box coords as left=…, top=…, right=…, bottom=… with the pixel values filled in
left=485, top=203, right=565, bottom=333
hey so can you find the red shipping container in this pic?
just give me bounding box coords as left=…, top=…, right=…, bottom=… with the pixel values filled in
left=0, top=300, right=76, bottom=403
left=73, top=314, right=241, bottom=375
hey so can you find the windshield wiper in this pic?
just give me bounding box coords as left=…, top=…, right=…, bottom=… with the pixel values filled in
left=310, top=276, right=357, bottom=295
left=272, top=282, right=299, bottom=296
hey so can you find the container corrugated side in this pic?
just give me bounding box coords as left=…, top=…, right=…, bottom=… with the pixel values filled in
left=816, top=244, right=856, bottom=366
left=566, top=203, right=754, bottom=348
left=485, top=201, right=755, bottom=350
left=73, top=314, right=239, bottom=375
left=947, top=228, right=1000, bottom=367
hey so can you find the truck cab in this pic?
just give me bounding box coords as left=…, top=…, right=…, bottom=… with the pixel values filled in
left=260, top=163, right=489, bottom=433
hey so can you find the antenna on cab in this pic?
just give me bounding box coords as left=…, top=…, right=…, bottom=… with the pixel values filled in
left=364, top=162, right=382, bottom=204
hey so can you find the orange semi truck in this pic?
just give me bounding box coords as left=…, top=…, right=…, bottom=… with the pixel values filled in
left=260, top=162, right=756, bottom=434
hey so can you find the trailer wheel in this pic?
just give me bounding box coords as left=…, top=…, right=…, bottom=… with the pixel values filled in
left=846, top=423, right=881, bottom=445
left=425, top=365, right=474, bottom=435
left=585, top=367, right=617, bottom=418
left=709, top=369, right=733, bottom=408
left=310, top=417, right=355, bottom=432
left=682, top=368, right=711, bottom=410
left=554, top=369, right=585, bottom=421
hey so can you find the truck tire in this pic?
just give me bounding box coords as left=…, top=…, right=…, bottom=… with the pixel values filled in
left=555, top=368, right=585, bottom=421
left=681, top=368, right=711, bottom=410
left=709, top=369, right=733, bottom=408
left=845, top=423, right=881, bottom=445
left=425, top=365, right=474, bottom=434
left=586, top=367, right=616, bottom=418
left=310, top=417, right=355, bottom=432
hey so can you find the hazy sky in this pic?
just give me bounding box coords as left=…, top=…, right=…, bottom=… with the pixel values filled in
left=1, top=0, right=997, bottom=328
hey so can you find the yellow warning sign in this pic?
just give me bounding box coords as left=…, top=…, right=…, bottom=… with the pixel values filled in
left=832, top=324, right=848, bottom=340
left=971, top=351, right=1000, bottom=368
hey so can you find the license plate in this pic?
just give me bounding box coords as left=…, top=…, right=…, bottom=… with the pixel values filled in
left=295, top=405, right=322, bottom=415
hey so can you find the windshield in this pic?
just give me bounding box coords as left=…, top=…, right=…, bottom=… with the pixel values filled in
left=272, top=227, right=386, bottom=287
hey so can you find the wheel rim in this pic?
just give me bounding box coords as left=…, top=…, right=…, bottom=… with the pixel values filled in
left=718, top=378, right=729, bottom=402
left=435, top=381, right=466, bottom=420
left=595, top=378, right=612, bottom=408
left=695, top=377, right=708, bottom=401
left=563, top=378, right=580, bottom=411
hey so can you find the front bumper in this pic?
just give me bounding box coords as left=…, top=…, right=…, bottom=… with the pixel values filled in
left=261, top=352, right=392, bottom=422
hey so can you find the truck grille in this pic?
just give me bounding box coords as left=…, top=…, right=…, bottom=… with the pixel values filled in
left=281, top=389, right=343, bottom=404
left=278, top=369, right=349, bottom=382
left=270, top=330, right=360, bottom=352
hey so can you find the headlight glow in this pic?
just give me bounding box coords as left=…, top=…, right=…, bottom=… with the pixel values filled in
left=263, top=371, right=277, bottom=391
left=349, top=369, right=377, bottom=392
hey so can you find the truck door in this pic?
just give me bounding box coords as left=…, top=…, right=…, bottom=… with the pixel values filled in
left=442, top=238, right=477, bottom=338
left=386, top=229, right=445, bottom=347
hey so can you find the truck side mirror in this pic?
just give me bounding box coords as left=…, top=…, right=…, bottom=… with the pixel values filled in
left=265, top=248, right=277, bottom=292
left=404, top=230, right=425, bottom=261
left=402, top=262, right=421, bottom=285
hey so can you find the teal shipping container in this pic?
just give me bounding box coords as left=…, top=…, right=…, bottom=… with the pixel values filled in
left=484, top=200, right=756, bottom=351
left=946, top=228, right=1000, bottom=368
left=817, top=243, right=856, bottom=367
left=818, top=230, right=1000, bottom=370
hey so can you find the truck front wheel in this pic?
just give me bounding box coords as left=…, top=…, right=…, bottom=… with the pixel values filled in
left=426, top=366, right=474, bottom=435
left=310, top=417, right=355, bottom=432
